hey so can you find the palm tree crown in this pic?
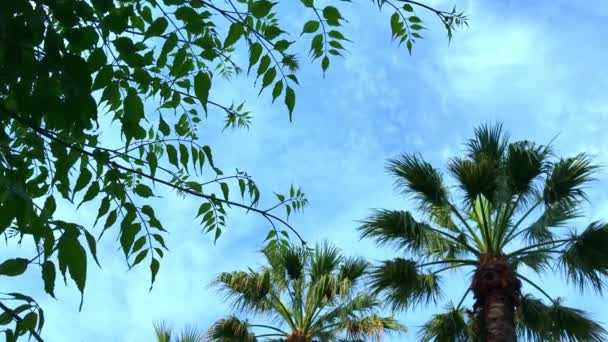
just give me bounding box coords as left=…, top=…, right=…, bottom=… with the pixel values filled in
left=208, top=242, right=406, bottom=341
left=359, top=124, right=608, bottom=341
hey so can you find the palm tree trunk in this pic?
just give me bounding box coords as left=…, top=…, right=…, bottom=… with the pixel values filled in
left=484, top=292, right=516, bottom=342
left=472, top=255, right=521, bottom=342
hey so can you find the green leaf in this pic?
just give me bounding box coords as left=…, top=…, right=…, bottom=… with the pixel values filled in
left=322, top=6, right=342, bottom=22
left=132, top=249, right=148, bottom=267
left=194, top=72, right=212, bottom=112
left=74, top=168, right=92, bottom=195
left=42, top=261, right=56, bottom=298
left=179, top=144, right=189, bottom=170
left=145, top=17, right=168, bottom=38
left=248, top=42, right=263, bottom=73
left=94, top=196, right=110, bottom=226
left=147, top=151, right=158, bottom=178
left=221, top=182, right=230, bottom=201
left=104, top=209, right=118, bottom=230
left=260, top=67, right=277, bottom=92
left=408, top=16, right=422, bottom=23
left=132, top=236, right=147, bottom=253
left=403, top=4, right=414, bottom=12
left=321, top=56, right=330, bottom=72
left=120, top=223, right=141, bottom=257
left=197, top=202, right=212, bottom=217
left=123, top=89, right=145, bottom=141
left=302, top=20, right=320, bottom=34
left=134, top=184, right=154, bottom=198
left=285, top=86, right=295, bottom=119
left=57, top=234, right=87, bottom=309
left=257, top=55, right=271, bottom=77
left=0, top=258, right=28, bottom=277
left=271, top=80, right=283, bottom=102
left=167, top=144, right=178, bottom=167
left=224, top=22, right=244, bottom=47
left=250, top=0, right=273, bottom=18
left=84, top=230, right=101, bottom=267
left=328, top=30, right=348, bottom=40
left=150, top=258, right=160, bottom=290
left=158, top=115, right=171, bottom=135
left=238, top=179, right=246, bottom=199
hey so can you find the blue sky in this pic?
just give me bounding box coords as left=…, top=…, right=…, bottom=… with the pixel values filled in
left=4, top=0, right=608, bottom=340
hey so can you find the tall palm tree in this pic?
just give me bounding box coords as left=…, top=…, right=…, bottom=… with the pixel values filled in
left=207, top=242, right=406, bottom=341
left=359, top=124, right=608, bottom=341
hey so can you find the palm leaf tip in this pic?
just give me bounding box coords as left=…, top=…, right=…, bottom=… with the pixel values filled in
left=208, top=316, right=256, bottom=342
left=543, top=153, right=598, bottom=206
left=345, top=315, right=407, bottom=340
left=370, top=258, right=442, bottom=311
left=518, top=295, right=607, bottom=341
left=466, top=123, right=508, bottom=163
left=559, top=221, right=608, bottom=293
left=386, top=154, right=449, bottom=211
left=419, top=305, right=469, bottom=342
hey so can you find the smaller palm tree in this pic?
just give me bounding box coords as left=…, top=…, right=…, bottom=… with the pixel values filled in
left=153, top=321, right=205, bottom=342
left=208, top=242, right=406, bottom=341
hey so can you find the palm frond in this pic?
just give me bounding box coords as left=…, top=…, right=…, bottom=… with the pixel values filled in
left=213, top=270, right=273, bottom=313
left=419, top=304, right=471, bottom=342
left=310, top=242, right=343, bottom=282
left=313, top=293, right=380, bottom=329
left=343, top=314, right=407, bottom=341
left=281, top=245, right=308, bottom=281
left=387, top=154, right=451, bottom=215
left=448, top=157, right=500, bottom=207
left=154, top=321, right=172, bottom=342
left=178, top=326, right=206, bottom=342
left=543, top=154, right=597, bottom=206
left=508, top=250, right=553, bottom=274
left=358, top=210, right=467, bottom=258
left=559, top=222, right=608, bottom=293
left=466, top=123, right=508, bottom=164
left=505, top=140, right=549, bottom=195
left=523, top=201, right=581, bottom=243
left=369, top=258, right=443, bottom=311
left=518, top=295, right=607, bottom=341
left=338, top=257, right=369, bottom=285
left=207, top=316, right=257, bottom=342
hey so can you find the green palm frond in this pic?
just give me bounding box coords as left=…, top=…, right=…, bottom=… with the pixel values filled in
left=448, top=158, right=500, bottom=207
left=154, top=321, right=172, bottom=342
left=559, top=222, right=608, bottom=292
left=419, top=304, right=471, bottom=342
left=207, top=316, right=257, bottom=342
left=543, top=154, right=597, bottom=206
left=509, top=250, right=553, bottom=274
left=177, top=326, right=205, bottom=342
left=281, top=245, right=307, bottom=281
left=523, top=201, right=581, bottom=243
left=343, top=314, right=407, bottom=341
left=314, top=293, right=379, bottom=328
left=369, top=258, right=443, bottom=310
left=311, top=242, right=343, bottom=282
left=518, top=295, right=607, bottom=341
left=505, top=140, right=549, bottom=195
left=338, top=257, right=369, bottom=285
left=465, top=123, right=508, bottom=164
left=213, top=270, right=272, bottom=313
left=358, top=209, right=469, bottom=258
left=387, top=154, right=451, bottom=214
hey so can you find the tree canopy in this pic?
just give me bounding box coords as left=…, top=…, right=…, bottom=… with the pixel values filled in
left=359, top=124, right=608, bottom=341
left=208, top=242, right=406, bottom=341
left=0, top=0, right=467, bottom=340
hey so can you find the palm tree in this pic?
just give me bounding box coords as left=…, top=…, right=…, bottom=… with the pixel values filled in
left=153, top=321, right=205, bottom=342
left=207, top=242, right=406, bottom=341
left=358, top=124, right=608, bottom=341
